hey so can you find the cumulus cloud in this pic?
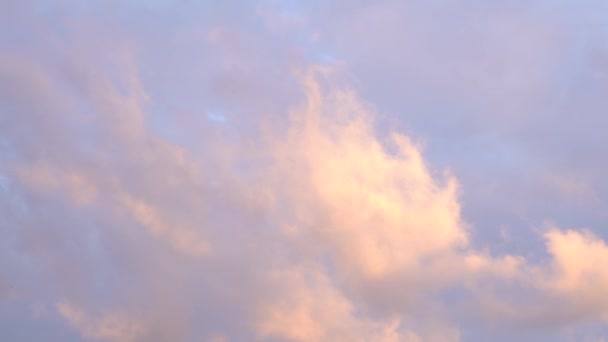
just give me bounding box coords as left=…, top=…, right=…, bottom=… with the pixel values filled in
left=2, top=1, right=608, bottom=341
left=538, top=229, right=608, bottom=322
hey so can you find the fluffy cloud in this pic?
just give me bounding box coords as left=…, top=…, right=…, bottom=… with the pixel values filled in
left=538, top=229, right=608, bottom=322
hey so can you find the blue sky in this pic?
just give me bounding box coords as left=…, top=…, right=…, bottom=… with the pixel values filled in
left=2, top=1, right=608, bottom=341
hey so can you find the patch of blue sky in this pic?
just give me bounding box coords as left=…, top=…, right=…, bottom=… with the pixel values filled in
left=206, top=109, right=227, bottom=123
left=314, top=52, right=337, bottom=64
left=147, top=103, right=234, bottom=157
left=297, top=40, right=341, bottom=65
left=261, top=0, right=341, bottom=65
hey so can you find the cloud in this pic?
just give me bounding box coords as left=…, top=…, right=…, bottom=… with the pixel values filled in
left=538, top=229, right=608, bottom=322
left=2, top=1, right=608, bottom=341
left=255, top=265, right=415, bottom=342
left=15, top=163, right=98, bottom=206
left=57, top=301, right=144, bottom=342
left=276, top=67, right=467, bottom=279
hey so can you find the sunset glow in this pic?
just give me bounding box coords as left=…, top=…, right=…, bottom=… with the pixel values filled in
left=2, top=1, right=608, bottom=341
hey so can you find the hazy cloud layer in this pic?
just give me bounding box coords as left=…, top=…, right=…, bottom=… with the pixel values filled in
left=2, top=1, right=608, bottom=341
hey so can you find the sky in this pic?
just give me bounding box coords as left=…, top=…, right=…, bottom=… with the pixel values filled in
left=2, top=0, right=608, bottom=341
